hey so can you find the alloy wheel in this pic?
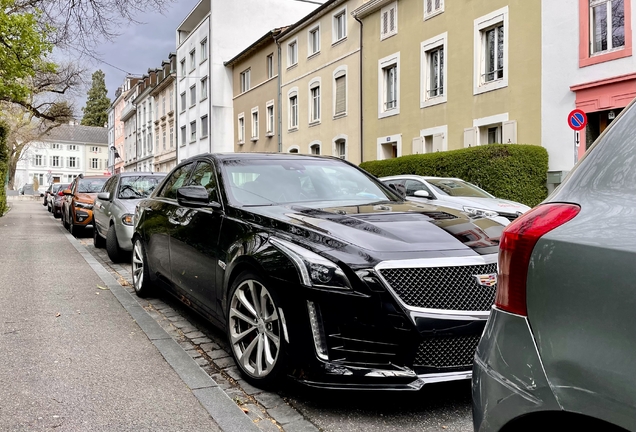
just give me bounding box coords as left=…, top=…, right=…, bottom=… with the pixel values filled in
left=132, top=240, right=144, bottom=291
left=229, top=280, right=281, bottom=379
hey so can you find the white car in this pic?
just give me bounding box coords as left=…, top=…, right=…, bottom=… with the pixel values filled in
left=380, top=175, right=531, bottom=225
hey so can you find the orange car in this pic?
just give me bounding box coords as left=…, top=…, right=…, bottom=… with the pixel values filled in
left=62, top=174, right=110, bottom=236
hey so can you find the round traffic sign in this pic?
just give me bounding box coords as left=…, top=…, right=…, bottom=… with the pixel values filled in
left=568, top=109, right=587, bottom=131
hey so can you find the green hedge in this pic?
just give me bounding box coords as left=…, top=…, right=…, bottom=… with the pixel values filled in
left=0, top=122, right=8, bottom=216
left=360, top=144, right=549, bottom=207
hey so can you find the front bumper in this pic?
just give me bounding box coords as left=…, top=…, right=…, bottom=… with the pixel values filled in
left=472, top=308, right=561, bottom=431
left=115, top=222, right=134, bottom=251
left=72, top=207, right=94, bottom=226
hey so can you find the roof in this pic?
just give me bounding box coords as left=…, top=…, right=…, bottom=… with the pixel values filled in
left=351, top=0, right=394, bottom=19
left=42, top=124, right=108, bottom=144
left=224, top=27, right=288, bottom=67
left=276, top=0, right=342, bottom=42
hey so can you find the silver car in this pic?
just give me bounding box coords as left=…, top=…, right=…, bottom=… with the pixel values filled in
left=93, top=172, right=166, bottom=263
left=472, top=99, right=636, bottom=431
left=380, top=175, right=530, bottom=226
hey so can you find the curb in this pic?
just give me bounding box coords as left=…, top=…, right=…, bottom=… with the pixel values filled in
left=58, top=223, right=260, bottom=432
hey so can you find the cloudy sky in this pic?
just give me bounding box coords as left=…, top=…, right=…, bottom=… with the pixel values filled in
left=73, top=0, right=199, bottom=113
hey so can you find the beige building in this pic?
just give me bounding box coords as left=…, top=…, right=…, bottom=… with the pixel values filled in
left=277, top=0, right=365, bottom=163
left=353, top=0, right=542, bottom=162
left=151, top=55, right=178, bottom=173
left=226, top=29, right=284, bottom=154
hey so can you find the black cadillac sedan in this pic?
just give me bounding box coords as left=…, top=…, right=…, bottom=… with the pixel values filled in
left=132, top=153, right=504, bottom=390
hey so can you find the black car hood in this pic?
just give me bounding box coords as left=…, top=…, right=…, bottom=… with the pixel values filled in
left=246, top=201, right=503, bottom=254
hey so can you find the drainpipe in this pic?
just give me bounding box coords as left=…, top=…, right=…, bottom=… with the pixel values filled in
left=276, top=38, right=282, bottom=153
left=354, top=14, right=364, bottom=164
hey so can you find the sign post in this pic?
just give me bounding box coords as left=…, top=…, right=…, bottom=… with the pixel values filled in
left=567, top=109, right=587, bottom=165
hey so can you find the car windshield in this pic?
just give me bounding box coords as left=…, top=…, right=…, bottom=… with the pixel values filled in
left=425, top=179, right=494, bottom=198
left=118, top=176, right=163, bottom=199
left=53, top=183, right=69, bottom=193
left=77, top=178, right=108, bottom=193
left=222, top=158, right=401, bottom=207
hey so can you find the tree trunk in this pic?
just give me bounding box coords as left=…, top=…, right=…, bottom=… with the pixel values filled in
left=7, top=149, right=20, bottom=190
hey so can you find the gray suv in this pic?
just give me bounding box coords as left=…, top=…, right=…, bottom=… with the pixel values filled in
left=93, top=172, right=166, bottom=263
left=472, top=99, right=636, bottom=431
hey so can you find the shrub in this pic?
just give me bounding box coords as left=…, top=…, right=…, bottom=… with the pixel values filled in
left=360, top=144, right=549, bottom=207
left=0, top=123, right=7, bottom=216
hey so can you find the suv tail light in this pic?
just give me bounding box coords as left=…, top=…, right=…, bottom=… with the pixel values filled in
left=496, top=203, right=581, bottom=316
left=57, top=191, right=64, bottom=196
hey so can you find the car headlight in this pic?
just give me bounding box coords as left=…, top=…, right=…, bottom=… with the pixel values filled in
left=122, top=214, right=134, bottom=226
left=75, top=202, right=93, bottom=210
left=270, top=238, right=352, bottom=290
left=463, top=206, right=499, bottom=218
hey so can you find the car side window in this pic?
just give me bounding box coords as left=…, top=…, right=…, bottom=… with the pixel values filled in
left=187, top=161, right=220, bottom=203
left=108, top=176, right=119, bottom=197
left=101, top=177, right=113, bottom=196
left=158, top=163, right=194, bottom=199
left=404, top=180, right=433, bottom=197
left=70, top=179, right=77, bottom=195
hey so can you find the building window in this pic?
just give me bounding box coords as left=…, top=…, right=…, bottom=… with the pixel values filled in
left=309, top=26, right=320, bottom=56
left=180, top=126, right=186, bottom=146
left=51, top=143, right=61, bottom=150
left=68, top=157, right=77, bottom=168
left=149, top=132, right=153, bottom=153
left=68, top=145, right=77, bottom=151
left=189, top=50, right=196, bottom=71
left=163, top=129, right=167, bottom=149
left=170, top=89, right=174, bottom=111
left=251, top=108, right=259, bottom=140
left=334, top=68, right=347, bottom=116
left=201, top=115, right=208, bottom=138
left=378, top=53, right=400, bottom=118
left=170, top=126, right=174, bottom=147
left=421, top=33, right=447, bottom=107
left=190, top=85, right=196, bottom=106
left=335, top=139, right=346, bottom=159
left=240, top=69, right=250, bottom=93
left=91, top=158, right=99, bottom=169
left=487, top=126, right=500, bottom=144
left=288, top=39, right=298, bottom=67
left=34, top=155, right=43, bottom=166
left=425, top=0, right=444, bottom=19
left=201, top=76, right=208, bottom=100
left=333, top=9, right=347, bottom=42
left=180, top=58, right=186, bottom=78
left=590, top=0, right=625, bottom=54
left=190, top=120, right=196, bottom=142
left=380, top=2, right=398, bottom=39
left=180, top=92, right=186, bottom=112
left=38, top=174, right=44, bottom=185
left=267, top=54, right=274, bottom=79
left=464, top=114, right=517, bottom=147
left=288, top=146, right=299, bottom=154
left=266, top=103, right=275, bottom=135
left=238, top=114, right=245, bottom=143
left=474, top=7, right=508, bottom=94
left=52, top=156, right=60, bottom=167
left=310, top=142, right=321, bottom=155
left=200, top=38, right=208, bottom=61
left=289, top=93, right=298, bottom=129
left=162, top=96, right=166, bottom=116
left=90, top=146, right=100, bottom=153
left=310, top=82, right=321, bottom=123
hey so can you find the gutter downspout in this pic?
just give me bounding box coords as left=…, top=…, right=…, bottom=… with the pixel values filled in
left=209, top=16, right=213, bottom=155
left=276, top=38, right=283, bottom=153
left=354, top=14, right=364, bottom=164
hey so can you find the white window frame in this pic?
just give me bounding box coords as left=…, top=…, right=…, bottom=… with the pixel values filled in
left=189, top=84, right=196, bottom=107
left=287, top=145, right=300, bottom=154
left=240, top=69, right=251, bottom=93
left=332, top=7, right=347, bottom=44
left=309, top=140, right=322, bottom=155
left=267, top=54, right=274, bottom=79
left=52, top=156, right=60, bottom=167
left=420, top=32, right=448, bottom=108
left=590, top=0, right=626, bottom=54
left=308, top=78, right=321, bottom=124
left=68, top=157, right=77, bottom=168
left=180, top=58, right=186, bottom=79
left=91, top=158, right=99, bottom=169
left=380, top=2, right=398, bottom=40
left=200, top=76, right=208, bottom=100
left=189, top=49, right=196, bottom=72
left=468, top=113, right=510, bottom=147
left=376, top=134, right=403, bottom=160
left=332, top=134, right=348, bottom=160
left=34, top=154, right=43, bottom=166
left=333, top=65, right=348, bottom=118
left=266, top=100, right=275, bottom=136
left=201, top=115, right=208, bottom=138
left=474, top=7, right=509, bottom=95
left=51, top=143, right=61, bottom=150
left=418, top=125, right=448, bottom=153
left=180, top=92, right=186, bottom=112
left=200, top=38, right=208, bottom=62
left=378, top=52, right=400, bottom=118
left=190, top=120, right=196, bottom=142
left=287, top=38, right=298, bottom=68
left=69, top=145, right=77, bottom=151
left=180, top=126, right=186, bottom=146
left=424, top=0, right=444, bottom=20
left=238, top=113, right=245, bottom=144
left=288, top=87, right=299, bottom=130
left=308, top=24, right=321, bottom=57
left=251, top=107, right=259, bottom=140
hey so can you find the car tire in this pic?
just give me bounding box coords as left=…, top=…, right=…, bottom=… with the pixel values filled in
left=132, top=237, right=154, bottom=298
left=227, top=271, right=287, bottom=390
left=106, top=224, right=123, bottom=263
left=93, top=226, right=106, bottom=248
left=69, top=219, right=81, bottom=237
left=53, top=208, right=61, bottom=219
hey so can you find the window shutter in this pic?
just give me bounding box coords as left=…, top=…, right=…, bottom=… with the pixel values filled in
left=412, top=137, right=423, bottom=154
left=389, top=8, right=395, bottom=32
left=502, top=120, right=517, bottom=144
left=382, top=11, right=388, bottom=34
left=432, top=133, right=444, bottom=152
left=335, top=76, right=346, bottom=114
left=463, top=127, right=478, bottom=148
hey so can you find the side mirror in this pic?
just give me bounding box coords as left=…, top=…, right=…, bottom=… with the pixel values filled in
left=177, top=186, right=221, bottom=209
left=414, top=190, right=431, bottom=198
left=97, top=192, right=110, bottom=201
left=63, top=189, right=72, bottom=196
left=40, top=193, right=44, bottom=197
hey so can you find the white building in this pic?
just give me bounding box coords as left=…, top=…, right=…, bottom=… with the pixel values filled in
left=121, top=82, right=140, bottom=171
left=134, top=71, right=159, bottom=172
left=542, top=0, right=636, bottom=190
left=15, top=124, right=108, bottom=189
left=176, top=0, right=322, bottom=162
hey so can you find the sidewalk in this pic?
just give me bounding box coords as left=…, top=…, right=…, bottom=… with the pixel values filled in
left=0, top=201, right=228, bottom=431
